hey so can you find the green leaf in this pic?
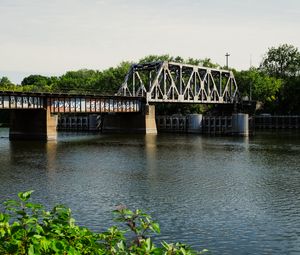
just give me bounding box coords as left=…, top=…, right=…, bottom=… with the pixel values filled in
left=18, top=190, right=34, bottom=202
left=28, top=244, right=35, bottom=255
left=52, top=240, right=65, bottom=252
left=0, top=213, right=9, bottom=222
left=150, top=222, right=160, bottom=234
left=26, top=202, right=43, bottom=210
left=4, top=199, right=20, bottom=207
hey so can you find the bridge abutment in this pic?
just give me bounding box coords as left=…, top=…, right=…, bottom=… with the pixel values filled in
left=9, top=107, right=57, bottom=141
left=102, top=105, right=157, bottom=134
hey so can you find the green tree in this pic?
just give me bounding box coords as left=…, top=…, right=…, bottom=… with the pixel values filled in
left=138, top=55, right=220, bottom=68
left=21, top=75, right=55, bottom=92
left=139, top=54, right=172, bottom=63
left=235, top=68, right=282, bottom=104
left=279, top=76, right=300, bottom=113
left=260, top=44, right=300, bottom=78
left=93, top=61, right=132, bottom=94
left=22, top=75, right=47, bottom=86
left=185, top=57, right=220, bottom=68
left=0, top=77, right=15, bottom=90
left=200, top=58, right=220, bottom=68
left=55, top=69, right=100, bottom=92
left=260, top=44, right=300, bottom=113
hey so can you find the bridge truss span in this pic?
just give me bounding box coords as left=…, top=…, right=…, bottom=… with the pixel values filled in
left=118, top=61, right=239, bottom=104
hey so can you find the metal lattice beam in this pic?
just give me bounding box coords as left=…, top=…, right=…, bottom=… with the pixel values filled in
left=117, top=61, right=239, bottom=104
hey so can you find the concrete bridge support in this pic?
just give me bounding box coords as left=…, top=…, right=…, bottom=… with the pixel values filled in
left=157, top=113, right=250, bottom=136
left=144, top=105, right=157, bottom=134
left=9, top=108, right=57, bottom=141
left=232, top=113, right=249, bottom=136
left=102, top=105, right=157, bottom=134
left=187, top=114, right=203, bottom=133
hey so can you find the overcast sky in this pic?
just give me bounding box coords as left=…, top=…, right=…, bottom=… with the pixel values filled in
left=0, top=0, right=299, bottom=83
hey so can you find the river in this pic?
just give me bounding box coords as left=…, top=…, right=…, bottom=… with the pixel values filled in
left=0, top=128, right=299, bottom=254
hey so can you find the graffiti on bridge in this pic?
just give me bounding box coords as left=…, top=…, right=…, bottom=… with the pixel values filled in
left=49, top=97, right=141, bottom=113
left=0, top=95, right=43, bottom=109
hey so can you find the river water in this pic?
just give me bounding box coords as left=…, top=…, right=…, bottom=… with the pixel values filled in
left=0, top=128, right=299, bottom=254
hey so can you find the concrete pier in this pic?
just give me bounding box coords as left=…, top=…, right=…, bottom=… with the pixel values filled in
left=231, top=113, right=249, bottom=136
left=9, top=108, right=57, bottom=141
left=144, top=105, right=157, bottom=134
left=102, top=105, right=157, bottom=134
left=156, top=115, right=187, bottom=133
left=157, top=113, right=250, bottom=136
left=202, top=116, right=232, bottom=135
left=57, top=114, right=98, bottom=131
left=187, top=114, right=203, bottom=133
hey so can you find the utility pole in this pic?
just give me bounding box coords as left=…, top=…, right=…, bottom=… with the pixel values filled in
left=250, top=54, right=252, bottom=100
left=225, top=52, right=230, bottom=69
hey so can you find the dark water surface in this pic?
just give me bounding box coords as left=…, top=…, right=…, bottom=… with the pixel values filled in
left=0, top=128, right=300, bottom=254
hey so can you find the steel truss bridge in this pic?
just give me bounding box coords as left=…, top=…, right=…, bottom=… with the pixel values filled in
left=0, top=61, right=240, bottom=111
left=0, top=61, right=240, bottom=140
left=118, top=61, right=239, bottom=104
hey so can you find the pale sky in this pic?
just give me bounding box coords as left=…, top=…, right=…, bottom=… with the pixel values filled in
left=0, top=0, right=299, bottom=83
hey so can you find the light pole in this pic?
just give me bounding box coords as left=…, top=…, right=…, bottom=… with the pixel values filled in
left=225, top=52, right=230, bottom=69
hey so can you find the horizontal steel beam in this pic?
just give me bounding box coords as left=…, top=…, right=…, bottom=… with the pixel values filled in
left=0, top=95, right=44, bottom=109
left=0, top=92, right=143, bottom=113
left=49, top=97, right=141, bottom=113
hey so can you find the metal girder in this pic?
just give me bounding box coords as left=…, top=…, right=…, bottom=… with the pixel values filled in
left=117, top=61, right=239, bottom=104
left=0, top=94, right=44, bottom=109
left=0, top=91, right=142, bottom=113
left=48, top=96, right=141, bottom=113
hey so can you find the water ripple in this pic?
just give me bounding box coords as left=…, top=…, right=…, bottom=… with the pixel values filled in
left=0, top=129, right=299, bottom=254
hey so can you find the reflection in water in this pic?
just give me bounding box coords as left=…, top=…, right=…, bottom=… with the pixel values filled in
left=46, top=141, right=58, bottom=180
left=0, top=129, right=299, bottom=255
left=46, top=141, right=57, bottom=167
left=145, top=134, right=158, bottom=180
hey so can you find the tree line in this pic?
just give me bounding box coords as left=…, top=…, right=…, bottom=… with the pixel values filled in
left=1, top=44, right=299, bottom=114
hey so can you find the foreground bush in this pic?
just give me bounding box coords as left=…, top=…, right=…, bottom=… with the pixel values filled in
left=0, top=191, right=208, bottom=254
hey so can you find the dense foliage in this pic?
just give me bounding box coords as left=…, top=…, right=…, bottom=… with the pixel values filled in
left=0, top=44, right=299, bottom=113
left=234, top=68, right=283, bottom=112
left=0, top=191, right=208, bottom=255
left=260, top=44, right=300, bottom=78
left=258, top=44, right=300, bottom=113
